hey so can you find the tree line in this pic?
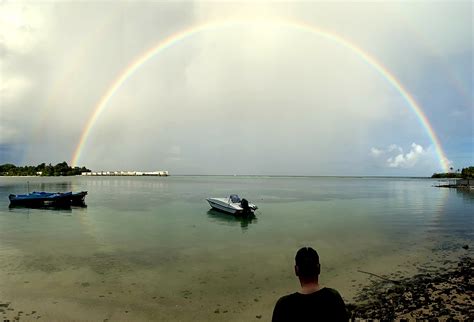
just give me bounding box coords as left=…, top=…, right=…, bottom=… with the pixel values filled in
left=0, top=162, right=91, bottom=176
left=431, top=166, right=474, bottom=179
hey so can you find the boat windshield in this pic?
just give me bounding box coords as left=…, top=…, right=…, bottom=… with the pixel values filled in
left=229, top=194, right=241, bottom=203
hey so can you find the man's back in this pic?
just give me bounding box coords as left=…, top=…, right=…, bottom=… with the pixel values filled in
left=272, top=287, right=348, bottom=322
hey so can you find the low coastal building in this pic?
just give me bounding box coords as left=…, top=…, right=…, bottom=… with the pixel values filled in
left=81, top=170, right=169, bottom=176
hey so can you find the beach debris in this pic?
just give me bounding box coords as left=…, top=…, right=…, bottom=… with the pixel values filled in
left=462, top=244, right=469, bottom=250
left=348, top=256, right=473, bottom=320
left=357, top=270, right=402, bottom=284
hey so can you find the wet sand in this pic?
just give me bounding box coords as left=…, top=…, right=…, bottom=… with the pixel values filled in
left=1, top=245, right=471, bottom=321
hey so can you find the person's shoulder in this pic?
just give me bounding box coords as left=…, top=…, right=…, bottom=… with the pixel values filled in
left=321, top=287, right=343, bottom=297
left=274, top=292, right=301, bottom=309
left=320, top=288, right=349, bottom=321
left=276, top=292, right=299, bottom=304
left=320, top=287, right=346, bottom=303
left=272, top=293, right=299, bottom=322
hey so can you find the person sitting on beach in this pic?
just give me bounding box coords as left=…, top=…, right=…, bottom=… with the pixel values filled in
left=272, top=247, right=348, bottom=322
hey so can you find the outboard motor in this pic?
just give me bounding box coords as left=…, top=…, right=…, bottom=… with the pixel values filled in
left=240, top=198, right=251, bottom=215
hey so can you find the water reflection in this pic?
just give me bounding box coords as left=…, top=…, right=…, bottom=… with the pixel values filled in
left=9, top=203, right=86, bottom=209
left=8, top=200, right=87, bottom=212
left=8, top=203, right=87, bottom=215
left=206, top=209, right=257, bottom=231
left=8, top=205, right=74, bottom=214
left=455, top=188, right=474, bottom=202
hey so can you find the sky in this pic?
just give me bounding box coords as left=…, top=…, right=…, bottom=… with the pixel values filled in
left=0, top=1, right=472, bottom=176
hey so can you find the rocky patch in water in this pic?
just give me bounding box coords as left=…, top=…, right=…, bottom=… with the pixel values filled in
left=347, top=256, right=473, bottom=320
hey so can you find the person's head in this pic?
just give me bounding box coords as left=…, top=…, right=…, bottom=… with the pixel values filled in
left=294, top=247, right=320, bottom=283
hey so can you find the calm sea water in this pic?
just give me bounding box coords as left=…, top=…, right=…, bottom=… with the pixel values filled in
left=0, top=176, right=472, bottom=321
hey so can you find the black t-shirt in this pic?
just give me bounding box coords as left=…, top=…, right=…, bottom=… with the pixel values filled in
left=272, top=287, right=348, bottom=322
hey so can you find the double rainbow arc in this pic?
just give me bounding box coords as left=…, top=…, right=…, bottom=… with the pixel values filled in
left=71, top=19, right=449, bottom=172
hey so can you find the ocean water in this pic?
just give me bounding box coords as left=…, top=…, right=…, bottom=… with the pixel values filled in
left=0, top=176, right=472, bottom=321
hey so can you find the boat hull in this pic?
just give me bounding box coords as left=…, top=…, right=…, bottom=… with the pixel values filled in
left=207, top=199, right=239, bottom=214
left=206, top=198, right=257, bottom=216
left=70, top=191, right=87, bottom=206
left=9, top=191, right=88, bottom=208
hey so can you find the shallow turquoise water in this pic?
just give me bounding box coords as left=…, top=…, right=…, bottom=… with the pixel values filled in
left=0, top=176, right=472, bottom=320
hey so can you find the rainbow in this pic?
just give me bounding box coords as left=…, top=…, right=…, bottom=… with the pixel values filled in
left=71, top=18, right=450, bottom=172
left=25, top=15, right=119, bottom=164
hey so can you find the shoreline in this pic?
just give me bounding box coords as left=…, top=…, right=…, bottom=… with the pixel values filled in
left=1, top=174, right=436, bottom=178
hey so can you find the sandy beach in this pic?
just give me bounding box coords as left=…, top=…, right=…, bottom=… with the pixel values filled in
left=1, top=247, right=472, bottom=321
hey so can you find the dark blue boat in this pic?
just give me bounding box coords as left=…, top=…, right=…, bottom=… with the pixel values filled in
left=8, top=191, right=87, bottom=208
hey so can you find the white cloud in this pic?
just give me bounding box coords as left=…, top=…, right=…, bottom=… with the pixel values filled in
left=370, top=143, right=432, bottom=169
left=370, top=147, right=382, bottom=156
left=387, top=143, right=424, bottom=168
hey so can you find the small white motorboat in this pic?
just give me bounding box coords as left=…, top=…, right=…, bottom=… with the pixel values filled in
left=206, top=194, right=258, bottom=215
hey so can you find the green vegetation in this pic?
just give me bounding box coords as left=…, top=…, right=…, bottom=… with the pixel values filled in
left=460, top=166, right=474, bottom=178
left=431, top=166, right=474, bottom=179
left=0, top=162, right=90, bottom=176
left=431, top=172, right=461, bottom=178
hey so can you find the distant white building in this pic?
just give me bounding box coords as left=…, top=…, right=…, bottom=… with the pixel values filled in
left=82, top=170, right=169, bottom=176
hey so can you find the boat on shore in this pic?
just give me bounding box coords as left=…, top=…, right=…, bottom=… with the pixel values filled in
left=206, top=194, right=257, bottom=215
left=9, top=191, right=87, bottom=208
